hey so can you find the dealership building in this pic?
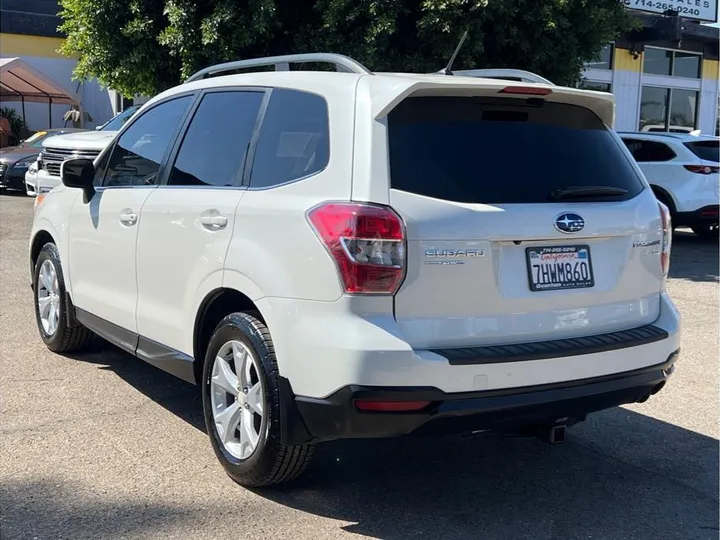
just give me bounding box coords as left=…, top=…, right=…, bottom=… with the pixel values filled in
left=0, top=1, right=718, bottom=134
left=583, top=5, right=718, bottom=135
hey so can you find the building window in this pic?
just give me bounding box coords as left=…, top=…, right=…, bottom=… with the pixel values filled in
left=643, top=47, right=701, bottom=78
left=585, top=44, right=613, bottom=70
left=578, top=81, right=611, bottom=92
left=673, top=52, right=701, bottom=78
left=639, top=86, right=698, bottom=132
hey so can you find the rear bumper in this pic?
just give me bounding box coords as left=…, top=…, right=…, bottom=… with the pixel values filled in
left=282, top=350, right=679, bottom=444
left=675, top=205, right=719, bottom=227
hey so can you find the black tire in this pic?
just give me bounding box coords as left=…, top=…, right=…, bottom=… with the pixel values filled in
left=202, top=312, right=314, bottom=487
left=691, top=224, right=719, bottom=241
left=33, top=243, right=95, bottom=353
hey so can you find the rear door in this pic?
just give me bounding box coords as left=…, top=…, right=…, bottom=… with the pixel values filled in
left=383, top=95, right=664, bottom=349
left=135, top=89, right=265, bottom=358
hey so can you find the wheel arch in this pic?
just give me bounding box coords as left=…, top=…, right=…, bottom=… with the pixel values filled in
left=192, top=287, right=267, bottom=385
left=650, top=185, right=677, bottom=215
left=29, top=228, right=57, bottom=290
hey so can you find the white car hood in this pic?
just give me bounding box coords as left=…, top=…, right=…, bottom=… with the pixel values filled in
left=41, top=130, right=118, bottom=152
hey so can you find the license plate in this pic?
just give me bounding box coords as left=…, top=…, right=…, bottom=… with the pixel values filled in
left=526, top=245, right=594, bottom=291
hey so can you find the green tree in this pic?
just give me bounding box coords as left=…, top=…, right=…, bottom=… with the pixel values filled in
left=58, top=0, right=634, bottom=97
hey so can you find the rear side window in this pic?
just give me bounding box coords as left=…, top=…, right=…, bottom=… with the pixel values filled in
left=168, top=91, right=264, bottom=187
left=387, top=97, right=644, bottom=204
left=249, top=88, right=329, bottom=189
left=684, top=141, right=719, bottom=163
left=621, top=139, right=676, bottom=162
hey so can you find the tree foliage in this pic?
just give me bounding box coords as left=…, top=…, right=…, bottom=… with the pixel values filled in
left=58, top=0, right=635, bottom=97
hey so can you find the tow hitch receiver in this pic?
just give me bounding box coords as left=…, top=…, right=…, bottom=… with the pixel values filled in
left=547, top=423, right=567, bottom=444
left=539, top=418, right=569, bottom=444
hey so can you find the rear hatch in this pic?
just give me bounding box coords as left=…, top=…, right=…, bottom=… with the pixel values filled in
left=384, top=92, right=665, bottom=349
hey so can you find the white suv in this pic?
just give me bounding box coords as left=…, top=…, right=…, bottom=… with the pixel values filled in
left=29, top=53, right=681, bottom=487
left=618, top=131, right=719, bottom=239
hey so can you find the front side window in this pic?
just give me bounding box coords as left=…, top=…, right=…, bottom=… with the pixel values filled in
left=249, top=88, right=329, bottom=189
left=103, top=96, right=192, bottom=187
left=167, top=91, right=264, bottom=187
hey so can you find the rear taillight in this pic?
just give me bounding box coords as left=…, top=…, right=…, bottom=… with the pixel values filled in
left=307, top=202, right=406, bottom=294
left=683, top=164, right=719, bottom=175
left=659, top=201, right=672, bottom=279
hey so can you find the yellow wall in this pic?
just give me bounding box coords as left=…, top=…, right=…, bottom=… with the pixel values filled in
left=702, top=59, right=719, bottom=80
left=613, top=48, right=642, bottom=72
left=0, top=33, right=74, bottom=59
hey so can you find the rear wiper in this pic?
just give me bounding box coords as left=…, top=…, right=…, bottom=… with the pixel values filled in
left=550, top=186, right=628, bottom=200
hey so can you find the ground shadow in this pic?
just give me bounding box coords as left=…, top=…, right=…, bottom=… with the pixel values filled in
left=64, top=342, right=719, bottom=540
left=64, top=340, right=205, bottom=432
left=669, top=229, right=719, bottom=283
left=0, top=477, right=207, bottom=540
left=257, top=409, right=718, bottom=540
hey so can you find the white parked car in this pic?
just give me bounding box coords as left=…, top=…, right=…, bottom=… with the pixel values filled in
left=618, top=131, right=719, bottom=239
left=29, top=53, right=680, bottom=488
left=29, top=106, right=140, bottom=195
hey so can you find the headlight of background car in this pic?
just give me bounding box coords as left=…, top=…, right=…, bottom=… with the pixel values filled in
left=13, top=155, right=40, bottom=170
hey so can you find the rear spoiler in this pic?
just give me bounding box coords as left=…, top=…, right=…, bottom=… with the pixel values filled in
left=365, top=78, right=616, bottom=128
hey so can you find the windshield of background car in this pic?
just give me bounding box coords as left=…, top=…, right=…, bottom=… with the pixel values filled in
left=684, top=141, right=719, bottom=163
left=21, top=131, right=49, bottom=148
left=100, top=106, right=139, bottom=131
left=387, top=96, right=644, bottom=204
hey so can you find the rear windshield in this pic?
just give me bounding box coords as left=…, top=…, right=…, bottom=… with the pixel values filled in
left=684, top=141, right=719, bottom=163
left=387, top=97, right=645, bottom=204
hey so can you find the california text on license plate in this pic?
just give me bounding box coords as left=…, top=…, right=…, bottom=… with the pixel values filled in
left=525, top=245, right=595, bottom=291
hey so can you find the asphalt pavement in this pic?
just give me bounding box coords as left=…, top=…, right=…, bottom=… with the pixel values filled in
left=1, top=192, right=718, bottom=540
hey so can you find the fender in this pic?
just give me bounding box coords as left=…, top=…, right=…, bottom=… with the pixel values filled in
left=30, top=187, right=80, bottom=296
left=221, top=268, right=266, bottom=301
left=29, top=218, right=71, bottom=294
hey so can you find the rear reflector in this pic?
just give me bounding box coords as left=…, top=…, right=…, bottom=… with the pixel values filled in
left=498, top=86, right=552, bottom=96
left=354, top=400, right=431, bottom=412
left=684, top=165, right=719, bottom=175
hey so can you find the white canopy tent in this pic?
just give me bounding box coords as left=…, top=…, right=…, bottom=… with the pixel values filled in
left=0, top=57, right=80, bottom=128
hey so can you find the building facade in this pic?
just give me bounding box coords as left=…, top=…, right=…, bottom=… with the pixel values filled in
left=0, top=0, right=118, bottom=130
left=581, top=14, right=719, bottom=136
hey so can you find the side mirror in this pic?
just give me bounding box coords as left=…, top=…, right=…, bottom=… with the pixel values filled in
left=61, top=158, right=95, bottom=202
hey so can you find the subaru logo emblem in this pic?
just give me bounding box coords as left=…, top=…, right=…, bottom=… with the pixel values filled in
left=554, top=213, right=585, bottom=233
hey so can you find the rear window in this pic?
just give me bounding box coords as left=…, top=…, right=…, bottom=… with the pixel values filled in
left=684, top=141, right=719, bottom=163
left=387, top=97, right=645, bottom=204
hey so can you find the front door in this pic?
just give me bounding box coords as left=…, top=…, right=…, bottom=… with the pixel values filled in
left=68, top=94, right=195, bottom=344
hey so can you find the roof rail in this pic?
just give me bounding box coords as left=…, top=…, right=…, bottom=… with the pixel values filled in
left=185, top=53, right=373, bottom=83
left=443, top=68, right=555, bottom=86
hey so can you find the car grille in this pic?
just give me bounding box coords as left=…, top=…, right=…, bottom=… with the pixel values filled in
left=41, top=147, right=101, bottom=177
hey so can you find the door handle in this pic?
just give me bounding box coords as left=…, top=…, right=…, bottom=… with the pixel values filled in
left=119, top=209, right=138, bottom=226
left=200, top=213, right=228, bottom=231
